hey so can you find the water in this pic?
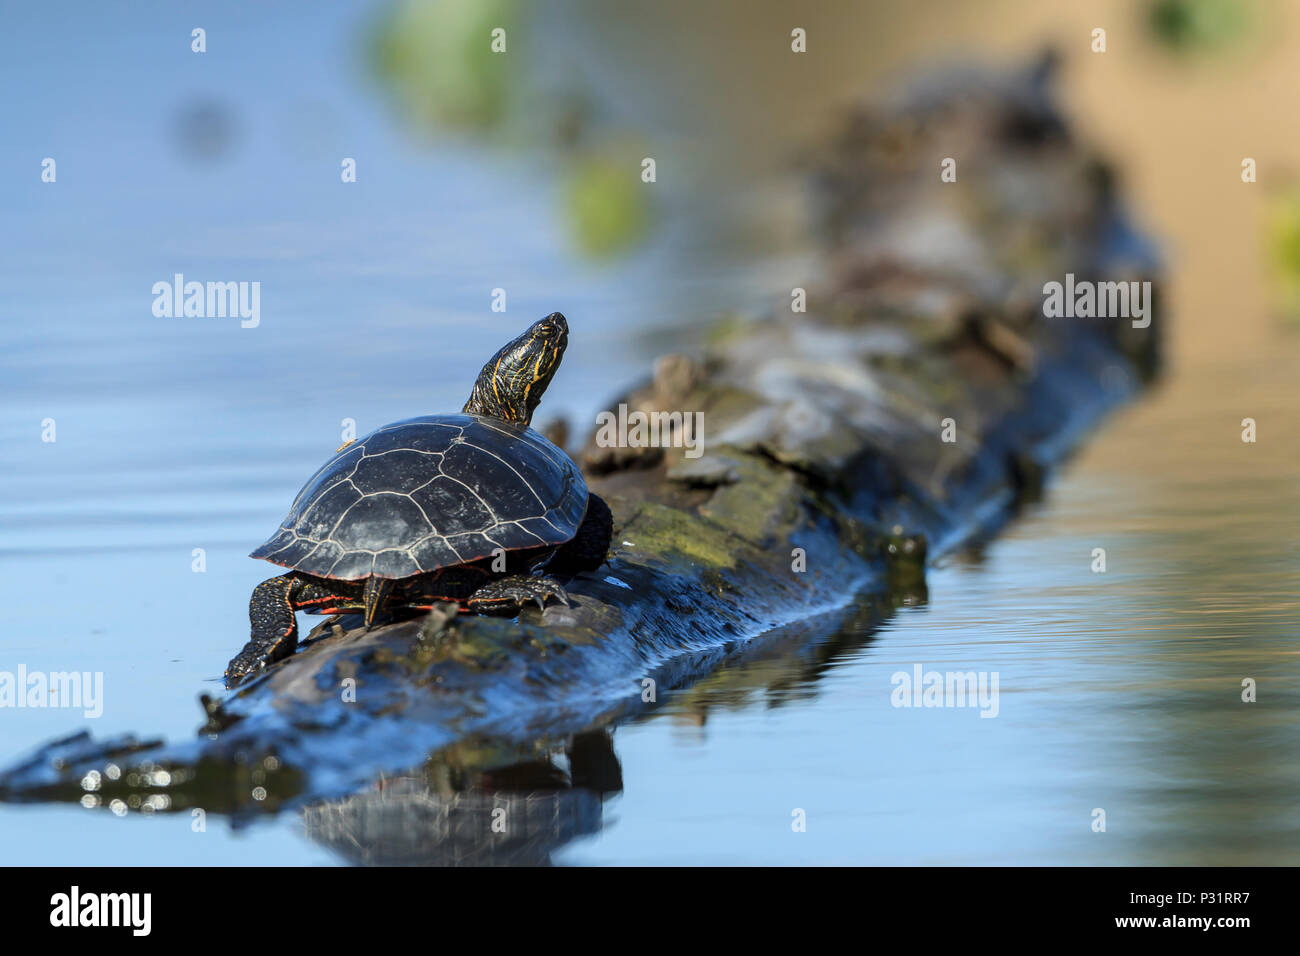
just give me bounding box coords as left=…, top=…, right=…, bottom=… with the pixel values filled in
left=3, top=1, right=1299, bottom=865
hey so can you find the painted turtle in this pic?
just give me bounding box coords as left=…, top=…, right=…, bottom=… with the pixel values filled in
left=225, top=312, right=612, bottom=684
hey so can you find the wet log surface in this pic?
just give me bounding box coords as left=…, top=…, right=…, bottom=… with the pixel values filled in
left=0, top=56, right=1162, bottom=854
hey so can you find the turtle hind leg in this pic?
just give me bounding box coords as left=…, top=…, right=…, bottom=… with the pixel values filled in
left=548, top=493, right=613, bottom=575
left=226, top=573, right=357, bottom=686
left=466, top=574, right=569, bottom=614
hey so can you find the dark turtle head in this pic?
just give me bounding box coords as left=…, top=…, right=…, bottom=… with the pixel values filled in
left=462, top=312, right=569, bottom=426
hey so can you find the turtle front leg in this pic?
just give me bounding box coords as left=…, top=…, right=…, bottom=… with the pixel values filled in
left=225, top=573, right=356, bottom=686
left=465, top=574, right=570, bottom=614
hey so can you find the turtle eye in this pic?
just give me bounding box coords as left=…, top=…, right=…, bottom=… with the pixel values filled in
left=535, top=312, right=567, bottom=339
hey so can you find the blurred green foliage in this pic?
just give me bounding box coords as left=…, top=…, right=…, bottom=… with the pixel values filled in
left=369, top=0, right=651, bottom=260
left=565, top=153, right=650, bottom=258
left=1146, top=0, right=1249, bottom=53
left=370, top=0, right=517, bottom=131
left=1264, top=188, right=1300, bottom=322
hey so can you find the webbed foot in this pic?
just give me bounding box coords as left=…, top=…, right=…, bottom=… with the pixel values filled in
left=226, top=573, right=364, bottom=686
left=225, top=573, right=303, bottom=687
left=465, top=574, right=570, bottom=614
left=224, top=634, right=295, bottom=688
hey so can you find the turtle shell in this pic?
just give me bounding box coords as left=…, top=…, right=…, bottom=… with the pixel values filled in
left=251, top=414, right=588, bottom=581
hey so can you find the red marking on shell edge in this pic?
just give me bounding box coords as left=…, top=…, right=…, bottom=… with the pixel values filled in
left=251, top=541, right=564, bottom=582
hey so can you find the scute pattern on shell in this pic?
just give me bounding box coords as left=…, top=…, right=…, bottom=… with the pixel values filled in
left=251, top=414, right=588, bottom=581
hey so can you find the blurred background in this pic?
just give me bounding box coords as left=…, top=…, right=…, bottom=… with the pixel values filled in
left=1, top=0, right=1298, bottom=864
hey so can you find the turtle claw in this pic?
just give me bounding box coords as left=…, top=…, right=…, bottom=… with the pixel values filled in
left=223, top=653, right=267, bottom=689
left=466, top=574, right=569, bottom=615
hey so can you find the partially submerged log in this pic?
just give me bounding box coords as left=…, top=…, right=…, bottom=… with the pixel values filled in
left=0, top=55, right=1161, bottom=832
